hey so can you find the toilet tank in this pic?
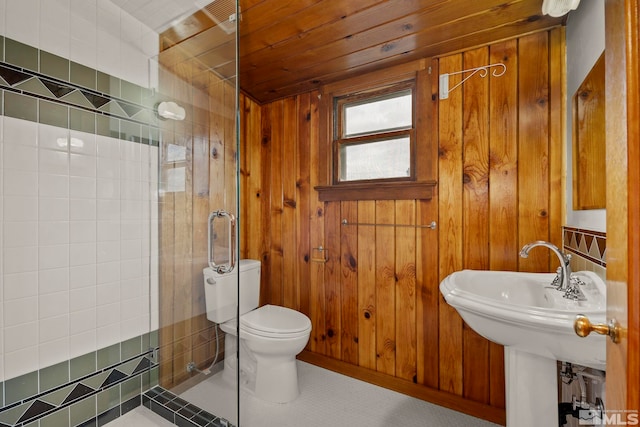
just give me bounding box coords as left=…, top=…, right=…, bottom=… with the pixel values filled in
left=203, top=259, right=261, bottom=323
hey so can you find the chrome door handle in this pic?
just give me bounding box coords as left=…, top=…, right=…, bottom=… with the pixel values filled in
left=208, top=210, right=236, bottom=274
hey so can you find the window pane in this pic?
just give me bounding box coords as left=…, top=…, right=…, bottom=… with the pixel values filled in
left=344, top=90, right=412, bottom=137
left=339, top=137, right=411, bottom=181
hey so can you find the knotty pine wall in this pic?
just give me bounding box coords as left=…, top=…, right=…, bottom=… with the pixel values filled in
left=239, top=28, right=564, bottom=424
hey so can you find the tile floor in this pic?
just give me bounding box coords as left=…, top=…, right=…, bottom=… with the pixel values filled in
left=115, top=361, right=502, bottom=427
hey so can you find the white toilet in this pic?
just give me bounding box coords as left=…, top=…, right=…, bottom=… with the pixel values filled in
left=203, top=259, right=312, bottom=403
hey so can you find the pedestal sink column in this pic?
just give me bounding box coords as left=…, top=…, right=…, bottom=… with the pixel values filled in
left=505, top=347, right=558, bottom=427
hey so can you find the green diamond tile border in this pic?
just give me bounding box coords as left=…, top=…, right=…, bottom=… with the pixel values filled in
left=0, top=331, right=159, bottom=427
left=0, top=36, right=162, bottom=147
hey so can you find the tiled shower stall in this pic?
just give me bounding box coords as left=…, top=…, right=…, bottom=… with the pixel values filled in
left=0, top=0, right=164, bottom=425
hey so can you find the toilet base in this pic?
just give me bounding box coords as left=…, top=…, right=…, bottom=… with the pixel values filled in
left=221, top=334, right=300, bottom=403
left=254, top=357, right=299, bottom=403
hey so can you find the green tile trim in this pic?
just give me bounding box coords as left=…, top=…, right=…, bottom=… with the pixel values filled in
left=0, top=37, right=161, bottom=148
left=39, top=406, right=70, bottom=427
left=97, top=386, right=121, bottom=414
left=121, top=80, right=142, bottom=104
left=39, top=99, right=69, bottom=128
left=70, top=352, right=97, bottom=382
left=122, top=336, right=143, bottom=360
left=121, top=376, right=142, bottom=402
left=69, top=395, right=97, bottom=426
left=40, top=51, right=69, bottom=82
left=39, top=361, right=70, bottom=394
left=97, top=71, right=120, bottom=98
left=70, top=61, right=97, bottom=90
left=5, top=371, right=38, bottom=405
left=97, top=343, right=122, bottom=370
left=69, top=107, right=96, bottom=134
left=4, top=90, right=38, bottom=121
left=5, top=38, right=38, bottom=72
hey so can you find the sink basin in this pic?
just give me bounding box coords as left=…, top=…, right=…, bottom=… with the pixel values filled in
left=439, top=270, right=606, bottom=370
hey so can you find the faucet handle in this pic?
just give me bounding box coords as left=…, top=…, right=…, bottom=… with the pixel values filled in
left=551, top=267, right=563, bottom=289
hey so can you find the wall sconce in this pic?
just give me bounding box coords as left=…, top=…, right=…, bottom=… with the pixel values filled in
left=542, top=0, right=580, bottom=17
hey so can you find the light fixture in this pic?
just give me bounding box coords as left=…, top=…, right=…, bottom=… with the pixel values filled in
left=542, top=0, right=581, bottom=17
left=157, top=101, right=186, bottom=121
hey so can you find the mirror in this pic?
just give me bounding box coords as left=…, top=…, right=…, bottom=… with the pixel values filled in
left=572, top=52, right=606, bottom=210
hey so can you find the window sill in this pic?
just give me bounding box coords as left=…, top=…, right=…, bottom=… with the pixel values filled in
left=315, top=180, right=437, bottom=201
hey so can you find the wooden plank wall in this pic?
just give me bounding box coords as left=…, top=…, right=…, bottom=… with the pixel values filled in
left=239, top=29, right=564, bottom=424
left=158, top=59, right=237, bottom=389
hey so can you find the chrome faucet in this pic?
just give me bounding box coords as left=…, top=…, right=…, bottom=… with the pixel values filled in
left=519, top=240, right=572, bottom=291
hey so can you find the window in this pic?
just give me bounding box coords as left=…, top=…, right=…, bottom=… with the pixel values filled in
left=315, top=61, right=437, bottom=201
left=334, top=82, right=415, bottom=183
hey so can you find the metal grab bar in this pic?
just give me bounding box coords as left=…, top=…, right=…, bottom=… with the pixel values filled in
left=208, top=210, right=236, bottom=274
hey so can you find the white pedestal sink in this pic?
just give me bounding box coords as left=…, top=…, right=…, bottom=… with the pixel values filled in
left=440, top=270, right=606, bottom=427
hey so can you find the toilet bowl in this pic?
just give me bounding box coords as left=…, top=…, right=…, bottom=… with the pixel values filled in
left=203, top=260, right=312, bottom=403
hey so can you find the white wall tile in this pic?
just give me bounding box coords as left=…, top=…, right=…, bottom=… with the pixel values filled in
left=120, top=239, right=141, bottom=260
left=69, top=309, right=96, bottom=335
left=4, top=322, right=38, bottom=352
left=96, top=136, right=120, bottom=159
left=3, top=145, right=38, bottom=171
left=39, top=245, right=69, bottom=271
left=97, top=280, right=120, bottom=304
left=97, top=179, right=120, bottom=200
left=69, top=264, right=96, bottom=289
left=3, top=197, right=38, bottom=222
left=4, top=297, right=38, bottom=327
left=40, top=198, right=69, bottom=221
left=39, top=125, right=70, bottom=152
left=70, top=222, right=96, bottom=244
left=39, top=221, right=69, bottom=246
left=69, top=330, right=96, bottom=359
left=70, top=287, right=96, bottom=312
left=38, top=150, right=69, bottom=175
left=3, top=246, right=38, bottom=274
left=4, top=347, right=39, bottom=380
left=97, top=199, right=120, bottom=221
left=70, top=154, right=97, bottom=178
left=5, top=0, right=39, bottom=48
left=39, top=315, right=69, bottom=344
left=69, top=243, right=96, bottom=266
left=1, top=0, right=161, bottom=381
left=70, top=132, right=96, bottom=156
left=38, top=267, right=69, bottom=294
left=39, top=338, right=69, bottom=368
left=3, top=272, right=38, bottom=300
left=97, top=221, right=120, bottom=242
left=39, top=174, right=69, bottom=198
left=3, top=221, right=38, bottom=248
left=3, top=117, right=38, bottom=147
left=69, top=199, right=96, bottom=221
left=97, top=241, right=120, bottom=263
left=39, top=291, right=69, bottom=319
left=97, top=157, right=120, bottom=180
left=69, top=176, right=97, bottom=199
left=97, top=262, right=120, bottom=285
left=3, top=170, right=38, bottom=196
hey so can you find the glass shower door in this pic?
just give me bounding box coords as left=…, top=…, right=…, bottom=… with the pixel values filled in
left=152, top=0, right=241, bottom=424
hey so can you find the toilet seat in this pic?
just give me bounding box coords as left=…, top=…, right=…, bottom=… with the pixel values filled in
left=240, top=304, right=311, bottom=338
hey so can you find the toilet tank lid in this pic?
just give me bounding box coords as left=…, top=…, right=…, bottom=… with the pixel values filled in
left=241, top=305, right=311, bottom=334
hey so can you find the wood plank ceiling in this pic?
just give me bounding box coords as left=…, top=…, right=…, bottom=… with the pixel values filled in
left=159, top=0, right=564, bottom=104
